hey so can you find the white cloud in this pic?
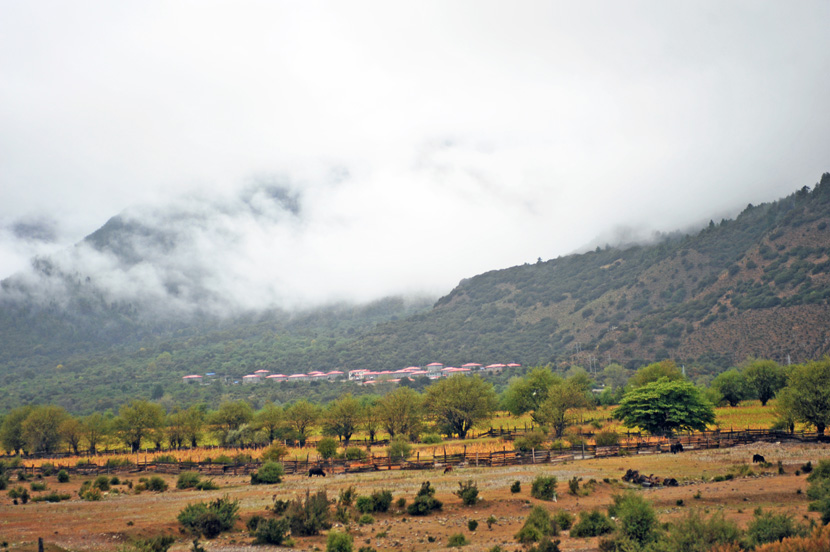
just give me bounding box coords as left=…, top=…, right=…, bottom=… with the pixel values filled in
left=1, top=1, right=829, bottom=311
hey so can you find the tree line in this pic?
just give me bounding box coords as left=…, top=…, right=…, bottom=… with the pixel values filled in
left=3, top=356, right=830, bottom=457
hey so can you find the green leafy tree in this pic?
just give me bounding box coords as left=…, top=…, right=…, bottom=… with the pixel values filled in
left=1, top=406, right=34, bottom=454
left=254, top=403, right=285, bottom=443
left=22, top=405, right=68, bottom=454
left=424, top=376, right=498, bottom=438
left=360, top=395, right=381, bottom=443
left=711, top=369, right=750, bottom=407
left=629, top=360, right=684, bottom=388
left=533, top=381, right=590, bottom=437
left=601, top=363, right=631, bottom=392
left=181, top=405, right=207, bottom=448
left=82, top=412, right=110, bottom=454
left=502, top=367, right=560, bottom=416
left=784, top=358, right=830, bottom=434
left=317, top=437, right=339, bottom=460
left=743, top=358, right=787, bottom=406
left=613, top=378, right=715, bottom=437
left=210, top=401, right=254, bottom=434
left=608, top=492, right=659, bottom=546
left=59, top=416, right=84, bottom=455
left=323, top=394, right=363, bottom=446
left=285, top=399, right=320, bottom=446
left=376, top=387, right=422, bottom=439
left=115, top=400, right=165, bottom=452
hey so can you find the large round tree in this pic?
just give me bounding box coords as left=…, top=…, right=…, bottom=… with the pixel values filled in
left=613, top=378, right=715, bottom=437
left=424, top=375, right=498, bottom=438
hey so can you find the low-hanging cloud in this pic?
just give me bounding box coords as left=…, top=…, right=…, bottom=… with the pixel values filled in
left=1, top=2, right=829, bottom=315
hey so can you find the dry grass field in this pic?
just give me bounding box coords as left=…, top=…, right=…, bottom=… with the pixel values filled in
left=2, top=440, right=829, bottom=552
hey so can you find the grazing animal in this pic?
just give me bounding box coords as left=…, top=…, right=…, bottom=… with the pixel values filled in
left=752, top=454, right=765, bottom=464
left=308, top=466, right=326, bottom=477
left=443, top=466, right=453, bottom=474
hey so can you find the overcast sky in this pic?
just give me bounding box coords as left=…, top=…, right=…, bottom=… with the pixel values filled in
left=1, top=1, right=829, bottom=311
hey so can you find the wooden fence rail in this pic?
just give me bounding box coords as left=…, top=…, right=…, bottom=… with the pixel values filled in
left=9, top=428, right=824, bottom=478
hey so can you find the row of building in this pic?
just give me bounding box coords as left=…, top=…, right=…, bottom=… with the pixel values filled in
left=182, top=362, right=521, bottom=386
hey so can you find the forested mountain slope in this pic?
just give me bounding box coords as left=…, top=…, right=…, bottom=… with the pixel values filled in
left=346, top=174, right=830, bottom=375
left=0, top=174, right=829, bottom=413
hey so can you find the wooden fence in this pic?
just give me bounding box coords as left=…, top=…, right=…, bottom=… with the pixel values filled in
left=9, top=428, right=824, bottom=479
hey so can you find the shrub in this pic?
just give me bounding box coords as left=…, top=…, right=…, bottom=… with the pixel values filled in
left=40, top=463, right=56, bottom=476
left=147, top=476, right=168, bottom=492
left=388, top=436, right=411, bottom=461
left=487, top=515, right=498, bottom=529
left=468, top=519, right=478, bottom=531
left=30, top=481, right=47, bottom=492
left=658, top=510, right=742, bottom=552
left=154, top=454, right=177, bottom=464
left=356, top=490, right=393, bottom=513
left=317, top=437, right=339, bottom=460
left=344, top=447, right=366, bottom=461
left=608, top=492, right=658, bottom=546
left=396, top=497, right=406, bottom=509
left=286, top=489, right=332, bottom=536
left=124, top=535, right=176, bottom=552
left=251, top=462, right=284, bottom=485
left=553, top=510, right=574, bottom=531
left=568, top=477, right=580, bottom=496
left=407, top=482, right=442, bottom=516
left=358, top=513, right=375, bottom=525
left=335, top=504, right=350, bottom=524
left=339, top=486, right=356, bottom=506
left=570, top=510, right=615, bottom=537
left=110, top=476, right=121, bottom=485
left=595, top=429, right=620, bottom=447
left=527, top=538, right=561, bottom=552
left=326, top=531, right=353, bottom=552
left=9, top=487, right=30, bottom=503
left=178, top=472, right=202, bottom=489
left=746, top=509, right=807, bottom=547
left=516, top=505, right=558, bottom=543
left=93, top=475, right=111, bottom=491
left=456, top=480, right=480, bottom=506
left=510, top=480, right=521, bottom=494
left=252, top=518, right=290, bottom=545
left=261, top=443, right=288, bottom=462
left=81, top=487, right=101, bottom=501
left=195, top=479, right=219, bottom=491
left=212, top=454, right=233, bottom=465
left=177, top=497, right=240, bottom=538
left=31, top=491, right=71, bottom=503
left=802, top=461, right=814, bottom=474
left=531, top=476, right=558, bottom=501
left=105, top=457, right=134, bottom=469
left=514, top=431, right=546, bottom=452
left=272, top=498, right=290, bottom=516
left=447, top=533, right=469, bottom=547
left=421, top=433, right=443, bottom=444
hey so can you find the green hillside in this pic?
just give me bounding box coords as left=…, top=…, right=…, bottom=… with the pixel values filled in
left=1, top=173, right=829, bottom=413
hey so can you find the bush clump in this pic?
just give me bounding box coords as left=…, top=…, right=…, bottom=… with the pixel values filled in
left=177, top=472, right=202, bottom=489
left=261, top=443, right=288, bottom=462
left=531, top=476, right=558, bottom=501
left=455, top=480, right=480, bottom=506
left=317, top=437, right=339, bottom=460
left=286, top=489, right=332, bottom=536
left=177, top=496, right=240, bottom=539
left=251, top=517, right=291, bottom=545
left=657, top=510, right=742, bottom=552
left=447, top=533, right=469, bottom=547
left=31, top=491, right=71, bottom=503
left=356, top=490, right=393, bottom=513
left=326, top=531, right=353, bottom=552
left=388, top=436, right=412, bottom=461
left=146, top=476, right=168, bottom=492
left=407, top=481, right=442, bottom=516
left=746, top=509, right=807, bottom=547
left=515, top=505, right=558, bottom=544
left=553, top=510, right=574, bottom=531
left=421, top=433, right=443, bottom=444
left=510, top=480, right=521, bottom=494
left=251, top=462, right=284, bottom=485
left=607, top=492, right=659, bottom=546
left=570, top=510, right=615, bottom=537
left=514, top=431, right=546, bottom=453
left=594, top=429, right=620, bottom=447
left=57, top=469, right=70, bottom=483
left=358, top=513, right=375, bottom=525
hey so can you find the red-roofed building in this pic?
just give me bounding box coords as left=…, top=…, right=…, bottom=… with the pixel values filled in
left=182, top=375, right=203, bottom=384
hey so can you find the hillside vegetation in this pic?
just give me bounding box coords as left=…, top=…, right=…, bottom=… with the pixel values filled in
left=0, top=174, right=828, bottom=412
